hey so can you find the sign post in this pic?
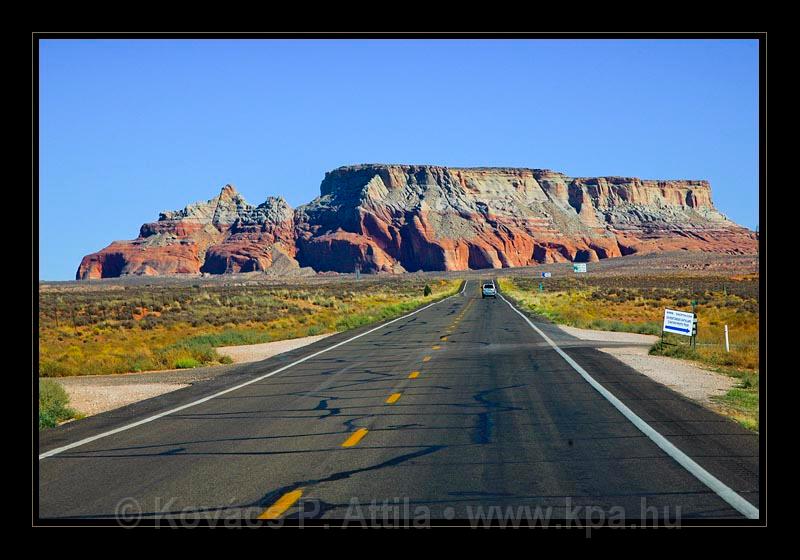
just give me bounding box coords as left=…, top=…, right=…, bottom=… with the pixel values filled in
left=539, top=271, right=550, bottom=292
left=572, top=263, right=587, bottom=291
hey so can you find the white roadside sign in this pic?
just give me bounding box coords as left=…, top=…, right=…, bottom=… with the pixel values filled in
left=573, top=263, right=587, bottom=273
left=541, top=272, right=552, bottom=278
left=663, top=308, right=695, bottom=336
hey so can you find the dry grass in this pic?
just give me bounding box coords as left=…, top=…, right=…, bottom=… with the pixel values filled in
left=39, top=278, right=461, bottom=376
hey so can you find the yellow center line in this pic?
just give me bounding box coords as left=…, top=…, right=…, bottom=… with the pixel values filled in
left=422, top=356, right=431, bottom=362
left=408, top=371, right=420, bottom=379
left=342, top=428, right=369, bottom=448
left=258, top=489, right=303, bottom=520
left=386, top=392, right=402, bottom=404
left=432, top=345, right=441, bottom=350
left=440, top=336, right=448, bottom=341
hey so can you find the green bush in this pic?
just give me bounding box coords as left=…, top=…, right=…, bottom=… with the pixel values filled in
left=587, top=319, right=661, bottom=335
left=39, top=379, right=75, bottom=429
left=39, top=359, right=74, bottom=377
left=174, top=357, right=201, bottom=369
left=649, top=340, right=700, bottom=360
left=306, top=325, right=323, bottom=336
left=185, top=329, right=270, bottom=347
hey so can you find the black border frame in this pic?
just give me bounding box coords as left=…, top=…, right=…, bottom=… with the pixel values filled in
left=32, top=31, right=767, bottom=530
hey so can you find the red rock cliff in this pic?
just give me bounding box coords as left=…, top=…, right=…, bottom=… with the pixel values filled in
left=77, top=165, right=757, bottom=279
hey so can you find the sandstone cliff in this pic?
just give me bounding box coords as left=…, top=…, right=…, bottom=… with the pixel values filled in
left=77, top=185, right=297, bottom=279
left=77, top=164, right=757, bottom=279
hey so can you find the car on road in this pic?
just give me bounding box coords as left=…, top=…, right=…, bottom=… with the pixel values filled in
left=482, top=282, right=497, bottom=298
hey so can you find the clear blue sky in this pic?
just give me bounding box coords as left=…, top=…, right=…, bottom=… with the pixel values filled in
left=39, top=39, right=759, bottom=280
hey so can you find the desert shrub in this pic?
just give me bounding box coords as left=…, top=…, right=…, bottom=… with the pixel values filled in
left=738, top=372, right=759, bottom=389
left=649, top=340, right=699, bottom=361
left=739, top=301, right=759, bottom=314
left=588, top=319, right=661, bottom=335
left=187, top=330, right=271, bottom=347
left=174, top=357, right=200, bottom=369
left=39, top=379, right=75, bottom=429
left=39, top=359, right=75, bottom=377
left=306, top=325, right=323, bottom=336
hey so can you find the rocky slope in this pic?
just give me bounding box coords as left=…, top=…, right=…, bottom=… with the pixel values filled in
left=77, top=164, right=757, bottom=279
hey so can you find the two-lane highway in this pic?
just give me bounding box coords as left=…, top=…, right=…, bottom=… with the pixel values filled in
left=38, top=281, right=759, bottom=522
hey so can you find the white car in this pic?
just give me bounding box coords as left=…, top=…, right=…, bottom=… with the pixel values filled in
left=482, top=283, right=497, bottom=298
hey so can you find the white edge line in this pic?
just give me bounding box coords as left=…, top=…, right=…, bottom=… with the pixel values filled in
left=498, top=291, right=759, bottom=520
left=39, top=280, right=468, bottom=460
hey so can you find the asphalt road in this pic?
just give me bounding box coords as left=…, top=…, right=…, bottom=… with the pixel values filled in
left=38, top=281, right=760, bottom=524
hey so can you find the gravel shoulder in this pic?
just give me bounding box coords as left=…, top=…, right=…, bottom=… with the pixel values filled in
left=54, top=333, right=335, bottom=417
left=556, top=325, right=736, bottom=404
left=216, top=333, right=335, bottom=363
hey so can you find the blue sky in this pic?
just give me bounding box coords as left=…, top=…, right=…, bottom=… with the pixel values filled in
left=39, top=39, right=759, bottom=280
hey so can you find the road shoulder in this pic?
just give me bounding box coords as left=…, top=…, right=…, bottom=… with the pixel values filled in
left=53, top=333, right=339, bottom=418
left=555, top=325, right=736, bottom=405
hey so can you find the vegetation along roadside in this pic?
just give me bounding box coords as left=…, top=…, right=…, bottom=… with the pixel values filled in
left=39, top=278, right=461, bottom=378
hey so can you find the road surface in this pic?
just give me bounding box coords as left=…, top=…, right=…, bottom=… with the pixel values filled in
left=38, top=281, right=760, bottom=524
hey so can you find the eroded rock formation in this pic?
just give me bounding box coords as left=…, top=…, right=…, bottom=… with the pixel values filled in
left=77, top=165, right=757, bottom=279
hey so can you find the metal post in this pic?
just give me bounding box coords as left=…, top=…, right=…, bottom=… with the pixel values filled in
left=724, top=324, right=730, bottom=353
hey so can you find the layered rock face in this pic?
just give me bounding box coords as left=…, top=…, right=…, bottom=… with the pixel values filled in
left=77, top=185, right=297, bottom=280
left=77, top=165, right=757, bottom=279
